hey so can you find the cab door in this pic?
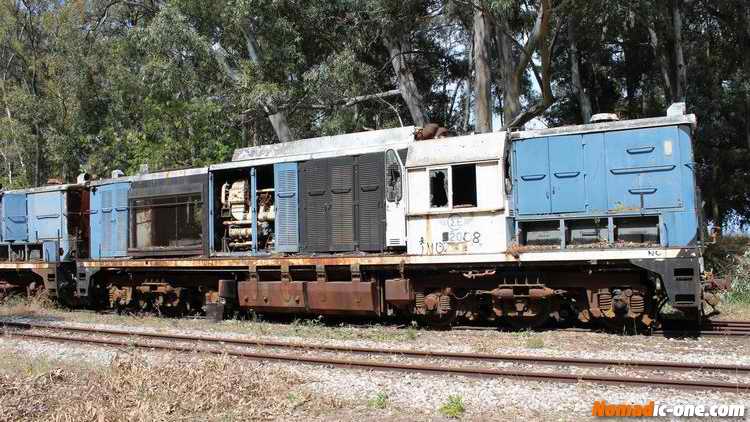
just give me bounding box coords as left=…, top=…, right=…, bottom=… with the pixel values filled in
left=384, top=149, right=406, bottom=248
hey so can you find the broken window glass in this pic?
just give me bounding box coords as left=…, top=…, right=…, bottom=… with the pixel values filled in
left=385, top=150, right=402, bottom=202
left=429, top=168, right=449, bottom=208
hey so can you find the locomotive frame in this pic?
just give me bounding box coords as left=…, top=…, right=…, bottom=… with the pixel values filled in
left=0, top=109, right=707, bottom=330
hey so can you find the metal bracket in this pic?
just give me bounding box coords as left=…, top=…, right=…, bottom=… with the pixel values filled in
left=248, top=264, right=259, bottom=283
left=315, top=265, right=327, bottom=283
left=351, top=263, right=361, bottom=283
left=280, top=263, right=291, bottom=283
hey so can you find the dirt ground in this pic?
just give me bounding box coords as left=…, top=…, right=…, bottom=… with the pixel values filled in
left=1, top=299, right=749, bottom=421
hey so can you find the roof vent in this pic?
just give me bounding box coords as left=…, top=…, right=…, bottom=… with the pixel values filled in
left=590, top=113, right=620, bottom=123
left=111, top=169, right=125, bottom=179
left=667, top=102, right=686, bottom=116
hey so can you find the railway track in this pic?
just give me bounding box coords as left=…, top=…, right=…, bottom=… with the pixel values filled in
left=2, top=321, right=750, bottom=393
left=655, top=319, right=750, bottom=337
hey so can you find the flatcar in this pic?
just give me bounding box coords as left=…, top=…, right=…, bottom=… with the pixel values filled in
left=0, top=105, right=709, bottom=330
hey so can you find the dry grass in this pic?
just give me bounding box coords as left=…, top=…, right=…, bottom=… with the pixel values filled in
left=0, top=293, right=55, bottom=317
left=0, top=296, right=422, bottom=344
left=0, top=349, right=344, bottom=422
left=713, top=301, right=750, bottom=320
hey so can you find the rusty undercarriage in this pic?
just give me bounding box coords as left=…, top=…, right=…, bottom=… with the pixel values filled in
left=0, top=254, right=660, bottom=331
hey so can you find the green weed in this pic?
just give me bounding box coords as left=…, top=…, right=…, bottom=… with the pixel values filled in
left=440, top=395, right=465, bottom=418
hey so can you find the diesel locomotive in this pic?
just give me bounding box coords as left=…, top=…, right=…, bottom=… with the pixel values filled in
left=0, top=106, right=709, bottom=330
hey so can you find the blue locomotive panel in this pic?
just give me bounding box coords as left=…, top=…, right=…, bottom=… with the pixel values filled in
left=28, top=190, right=70, bottom=261
left=90, top=182, right=130, bottom=258
left=2, top=192, right=28, bottom=241
left=274, top=162, right=300, bottom=253
left=512, top=123, right=698, bottom=247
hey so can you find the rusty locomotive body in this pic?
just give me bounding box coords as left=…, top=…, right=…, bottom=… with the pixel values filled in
left=0, top=109, right=708, bottom=329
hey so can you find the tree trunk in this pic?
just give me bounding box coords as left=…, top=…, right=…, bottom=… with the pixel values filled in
left=647, top=24, right=673, bottom=105
left=671, top=0, right=686, bottom=103
left=743, top=7, right=750, bottom=149
left=496, top=21, right=519, bottom=126
left=461, top=37, right=474, bottom=133
left=384, top=36, right=427, bottom=127
left=496, top=0, right=553, bottom=129
left=240, top=28, right=293, bottom=142
left=568, top=17, right=592, bottom=123
left=473, top=8, right=492, bottom=133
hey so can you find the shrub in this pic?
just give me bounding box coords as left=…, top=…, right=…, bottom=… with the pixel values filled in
left=440, top=395, right=465, bottom=418
left=723, top=250, right=750, bottom=304
left=368, top=392, right=388, bottom=409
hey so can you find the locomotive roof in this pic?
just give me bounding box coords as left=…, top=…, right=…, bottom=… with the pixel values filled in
left=89, top=166, right=208, bottom=186
left=511, top=114, right=696, bottom=140
left=405, top=132, right=505, bottom=168
left=218, top=126, right=416, bottom=171
left=3, top=183, right=84, bottom=195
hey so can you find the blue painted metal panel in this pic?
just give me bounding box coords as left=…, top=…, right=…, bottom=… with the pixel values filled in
left=274, top=162, right=299, bottom=252
left=28, top=191, right=64, bottom=243
left=582, top=133, right=607, bottom=214
left=671, top=126, right=699, bottom=246
left=2, top=193, right=27, bottom=241
left=549, top=135, right=585, bottom=213
left=605, top=127, right=682, bottom=211
left=28, top=190, right=69, bottom=260
left=511, top=122, right=699, bottom=249
left=42, top=240, right=59, bottom=262
left=91, top=182, right=130, bottom=258
left=514, top=138, right=551, bottom=215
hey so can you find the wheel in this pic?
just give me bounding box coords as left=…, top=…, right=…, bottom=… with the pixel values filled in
left=502, top=300, right=552, bottom=330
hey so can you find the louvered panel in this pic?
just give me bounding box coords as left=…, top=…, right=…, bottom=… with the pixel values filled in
left=357, top=153, right=385, bottom=251
left=330, top=156, right=354, bottom=251
left=274, top=162, right=299, bottom=252
left=301, top=159, right=330, bottom=252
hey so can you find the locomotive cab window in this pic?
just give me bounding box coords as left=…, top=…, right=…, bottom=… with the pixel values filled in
left=429, top=168, right=449, bottom=208
left=452, top=164, right=477, bottom=208
left=385, top=149, right=402, bottom=202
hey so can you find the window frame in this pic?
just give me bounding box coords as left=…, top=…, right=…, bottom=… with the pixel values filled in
left=129, top=193, right=204, bottom=250
left=451, top=163, right=478, bottom=208
left=425, top=163, right=480, bottom=211
left=428, top=166, right=452, bottom=209
left=385, top=149, right=403, bottom=203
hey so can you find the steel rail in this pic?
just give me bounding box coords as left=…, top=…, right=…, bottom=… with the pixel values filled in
left=4, top=330, right=749, bottom=393
left=3, top=321, right=750, bottom=374
left=656, top=319, right=750, bottom=337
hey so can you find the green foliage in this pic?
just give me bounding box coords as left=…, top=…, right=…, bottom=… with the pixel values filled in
left=525, top=335, right=545, bottom=349
left=722, top=250, right=750, bottom=304
left=368, top=391, right=388, bottom=409
left=439, top=395, right=465, bottom=419
left=704, top=236, right=750, bottom=277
